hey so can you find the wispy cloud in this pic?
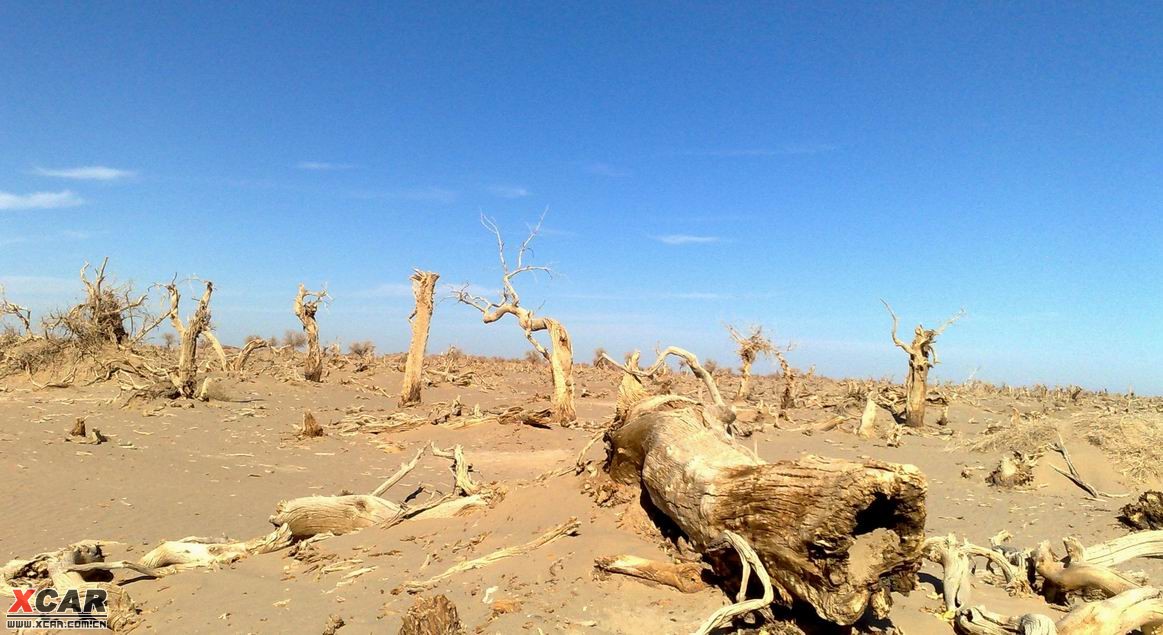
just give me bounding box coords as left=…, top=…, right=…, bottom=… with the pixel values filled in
left=296, top=161, right=355, bottom=171
left=585, top=162, right=631, bottom=177
left=0, top=229, right=94, bottom=247
left=32, top=165, right=137, bottom=181
left=0, top=190, right=85, bottom=210
left=487, top=185, right=532, bottom=199
left=652, top=234, right=721, bottom=245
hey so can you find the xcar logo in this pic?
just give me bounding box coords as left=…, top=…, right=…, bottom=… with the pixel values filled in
left=6, top=588, right=109, bottom=630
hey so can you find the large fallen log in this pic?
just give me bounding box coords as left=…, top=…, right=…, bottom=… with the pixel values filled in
left=605, top=406, right=927, bottom=624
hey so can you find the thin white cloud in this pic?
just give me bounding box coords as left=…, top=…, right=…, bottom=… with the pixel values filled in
left=0, top=190, right=84, bottom=210
left=488, top=185, right=532, bottom=199
left=296, top=161, right=355, bottom=171
left=32, top=166, right=137, bottom=181
left=652, top=234, right=721, bottom=245
left=585, top=162, right=631, bottom=177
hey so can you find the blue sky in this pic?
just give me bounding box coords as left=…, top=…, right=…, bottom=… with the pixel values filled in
left=1, top=3, right=1160, bottom=393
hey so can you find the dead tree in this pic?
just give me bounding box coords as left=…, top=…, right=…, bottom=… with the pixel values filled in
left=773, top=345, right=797, bottom=411
left=602, top=348, right=927, bottom=626
left=0, top=286, right=32, bottom=335
left=164, top=280, right=214, bottom=398
left=78, top=258, right=134, bottom=344
left=399, top=270, right=440, bottom=406
left=293, top=284, right=328, bottom=382
left=881, top=301, right=964, bottom=428
left=455, top=214, right=575, bottom=423
left=725, top=324, right=775, bottom=402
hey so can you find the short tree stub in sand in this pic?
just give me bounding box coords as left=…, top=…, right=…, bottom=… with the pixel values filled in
left=882, top=300, right=964, bottom=428
left=455, top=214, right=575, bottom=423
left=293, top=284, right=329, bottom=382
left=164, top=280, right=215, bottom=398
left=399, top=270, right=440, bottom=406
left=726, top=324, right=775, bottom=402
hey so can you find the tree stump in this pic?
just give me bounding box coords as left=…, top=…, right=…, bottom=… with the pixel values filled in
left=606, top=408, right=927, bottom=625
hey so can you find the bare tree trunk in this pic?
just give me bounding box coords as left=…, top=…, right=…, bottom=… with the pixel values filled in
left=606, top=407, right=927, bottom=625
left=882, top=301, right=964, bottom=428
left=904, top=363, right=928, bottom=428
left=546, top=318, right=575, bottom=422
left=294, top=284, right=327, bottom=382
left=737, top=359, right=754, bottom=401
left=399, top=270, right=439, bottom=406
left=165, top=282, right=214, bottom=398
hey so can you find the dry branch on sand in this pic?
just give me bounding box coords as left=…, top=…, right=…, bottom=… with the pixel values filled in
left=881, top=300, right=964, bottom=428
left=594, top=554, right=709, bottom=593
left=454, top=213, right=576, bottom=424
left=401, top=518, right=580, bottom=593
left=399, top=270, right=440, bottom=406
left=271, top=443, right=495, bottom=539
left=601, top=346, right=928, bottom=626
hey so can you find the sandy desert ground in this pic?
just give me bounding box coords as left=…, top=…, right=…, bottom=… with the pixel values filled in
left=3, top=341, right=1163, bottom=635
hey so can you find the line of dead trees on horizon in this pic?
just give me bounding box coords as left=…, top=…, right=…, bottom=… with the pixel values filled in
left=0, top=227, right=969, bottom=428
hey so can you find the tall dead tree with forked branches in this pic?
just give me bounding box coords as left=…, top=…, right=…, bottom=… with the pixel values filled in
left=399, top=270, right=440, bottom=406
left=163, top=280, right=215, bottom=398
left=293, top=284, right=329, bottom=382
left=881, top=300, right=964, bottom=428
left=455, top=214, right=575, bottom=423
left=725, top=324, right=775, bottom=402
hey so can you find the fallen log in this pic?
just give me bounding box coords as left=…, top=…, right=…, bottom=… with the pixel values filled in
left=606, top=406, right=927, bottom=625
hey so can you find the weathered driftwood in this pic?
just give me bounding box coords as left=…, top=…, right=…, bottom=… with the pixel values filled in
left=398, top=595, right=466, bottom=635
left=922, top=534, right=1031, bottom=615
left=402, top=517, right=579, bottom=593
left=606, top=404, right=927, bottom=624
left=0, top=543, right=139, bottom=631
left=1036, top=539, right=1144, bottom=603
left=139, top=523, right=294, bottom=574
left=271, top=495, right=402, bottom=539
left=270, top=443, right=491, bottom=539
left=595, top=554, right=709, bottom=593
left=399, top=270, right=439, bottom=406
left=956, top=586, right=1163, bottom=635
